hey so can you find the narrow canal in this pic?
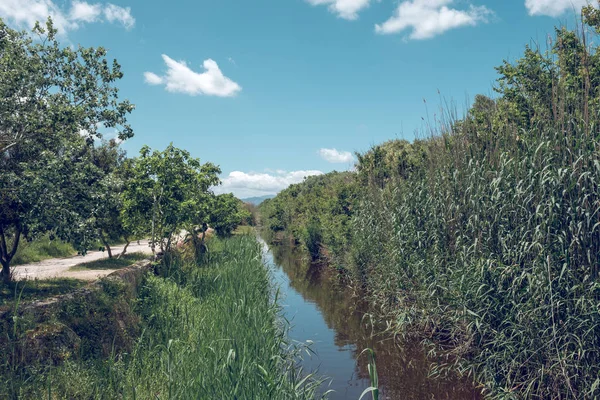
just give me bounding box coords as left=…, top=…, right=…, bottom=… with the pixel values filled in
left=260, top=237, right=482, bottom=400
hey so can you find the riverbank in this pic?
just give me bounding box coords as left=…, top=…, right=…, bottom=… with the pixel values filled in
left=1, top=235, right=322, bottom=399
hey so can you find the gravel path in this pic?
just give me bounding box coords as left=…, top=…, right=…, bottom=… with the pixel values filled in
left=12, top=240, right=153, bottom=281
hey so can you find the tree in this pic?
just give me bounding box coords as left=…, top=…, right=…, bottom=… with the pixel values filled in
left=122, top=144, right=220, bottom=256
left=210, top=194, right=251, bottom=237
left=89, top=141, right=133, bottom=258
left=0, top=18, right=134, bottom=283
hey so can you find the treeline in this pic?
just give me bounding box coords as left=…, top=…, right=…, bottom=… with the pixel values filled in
left=261, top=9, right=600, bottom=399
left=0, top=19, right=249, bottom=284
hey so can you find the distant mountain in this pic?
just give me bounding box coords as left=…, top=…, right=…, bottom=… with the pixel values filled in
left=241, top=195, right=275, bottom=205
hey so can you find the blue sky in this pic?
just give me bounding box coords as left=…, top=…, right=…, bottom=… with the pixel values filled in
left=0, top=0, right=590, bottom=197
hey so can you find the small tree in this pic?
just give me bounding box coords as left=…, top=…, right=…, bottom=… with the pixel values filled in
left=210, top=194, right=251, bottom=237
left=89, top=141, right=134, bottom=258
left=122, top=144, right=220, bottom=256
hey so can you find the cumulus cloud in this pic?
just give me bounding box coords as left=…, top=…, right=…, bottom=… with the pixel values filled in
left=103, top=3, right=134, bottom=29
left=525, top=0, right=590, bottom=17
left=318, top=148, right=354, bottom=163
left=214, top=170, right=324, bottom=198
left=144, top=55, right=242, bottom=97
left=143, top=72, right=163, bottom=85
left=306, top=0, right=371, bottom=20
left=375, top=0, right=493, bottom=40
left=70, top=1, right=102, bottom=22
left=0, top=0, right=135, bottom=33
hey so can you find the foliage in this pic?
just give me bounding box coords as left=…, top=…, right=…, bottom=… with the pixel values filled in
left=260, top=172, right=357, bottom=264
left=262, top=16, right=600, bottom=399
left=210, top=193, right=252, bottom=237
left=0, top=18, right=134, bottom=282
left=88, top=140, right=133, bottom=258
left=121, top=143, right=221, bottom=254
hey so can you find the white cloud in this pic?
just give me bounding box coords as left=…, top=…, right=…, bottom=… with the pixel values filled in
left=70, top=1, right=101, bottom=22
left=306, top=0, right=371, bottom=20
left=0, top=0, right=135, bottom=33
left=214, top=170, right=324, bottom=198
left=143, top=72, right=163, bottom=85
left=525, top=0, right=590, bottom=17
left=144, top=55, right=242, bottom=97
left=318, top=148, right=354, bottom=163
left=0, top=0, right=75, bottom=32
left=103, top=3, right=134, bottom=29
left=375, top=0, right=493, bottom=40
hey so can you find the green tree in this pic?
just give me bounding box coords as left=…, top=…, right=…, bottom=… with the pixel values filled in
left=89, top=141, right=133, bottom=258
left=210, top=194, right=251, bottom=237
left=122, top=144, right=220, bottom=255
left=0, top=19, right=134, bottom=283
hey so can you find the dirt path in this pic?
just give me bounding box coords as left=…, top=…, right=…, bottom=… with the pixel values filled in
left=12, top=241, right=153, bottom=281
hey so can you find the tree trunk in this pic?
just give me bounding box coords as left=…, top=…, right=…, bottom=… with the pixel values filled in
left=165, top=231, right=173, bottom=253
left=1, top=259, right=11, bottom=285
left=199, top=223, right=208, bottom=256
left=0, top=224, right=21, bottom=284
left=99, top=232, right=113, bottom=258
left=117, top=238, right=130, bottom=259
left=151, top=195, right=157, bottom=256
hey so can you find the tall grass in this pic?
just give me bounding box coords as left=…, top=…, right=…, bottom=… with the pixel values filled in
left=3, top=235, right=324, bottom=399
left=352, top=111, right=600, bottom=398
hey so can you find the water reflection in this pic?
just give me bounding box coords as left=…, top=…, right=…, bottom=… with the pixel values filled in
left=262, top=239, right=482, bottom=400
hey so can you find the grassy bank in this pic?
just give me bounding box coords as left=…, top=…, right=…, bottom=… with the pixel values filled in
left=1, top=235, right=323, bottom=399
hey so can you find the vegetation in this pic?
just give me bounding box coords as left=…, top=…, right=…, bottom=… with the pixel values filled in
left=1, top=236, right=324, bottom=399
left=121, top=144, right=221, bottom=256
left=0, top=278, right=86, bottom=309
left=0, top=13, right=320, bottom=400
left=261, top=12, right=600, bottom=399
left=210, top=193, right=253, bottom=237
left=261, top=171, right=357, bottom=263
left=11, top=236, right=76, bottom=266
left=0, top=19, right=134, bottom=283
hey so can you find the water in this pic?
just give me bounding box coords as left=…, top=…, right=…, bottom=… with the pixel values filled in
left=260, top=238, right=482, bottom=400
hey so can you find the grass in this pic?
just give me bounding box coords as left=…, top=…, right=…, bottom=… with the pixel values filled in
left=0, top=278, right=86, bottom=309
left=68, top=252, right=148, bottom=271
left=12, top=235, right=76, bottom=266
left=233, top=225, right=254, bottom=235
left=2, top=235, right=326, bottom=399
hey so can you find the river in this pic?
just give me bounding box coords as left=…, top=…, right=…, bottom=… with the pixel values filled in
left=260, top=237, right=483, bottom=400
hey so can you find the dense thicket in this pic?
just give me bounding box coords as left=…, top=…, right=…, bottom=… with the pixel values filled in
left=261, top=11, right=600, bottom=399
